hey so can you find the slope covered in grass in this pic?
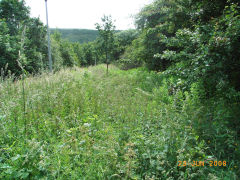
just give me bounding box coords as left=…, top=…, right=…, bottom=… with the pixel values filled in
left=0, top=65, right=239, bottom=179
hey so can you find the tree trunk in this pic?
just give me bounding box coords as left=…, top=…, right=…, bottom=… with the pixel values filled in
left=107, top=63, right=109, bottom=75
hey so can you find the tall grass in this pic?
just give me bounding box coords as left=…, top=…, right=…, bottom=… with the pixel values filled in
left=0, top=65, right=239, bottom=179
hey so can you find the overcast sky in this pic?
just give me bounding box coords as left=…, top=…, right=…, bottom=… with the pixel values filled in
left=25, top=0, right=153, bottom=30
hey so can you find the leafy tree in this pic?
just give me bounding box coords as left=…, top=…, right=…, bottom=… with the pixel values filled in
left=51, top=31, right=64, bottom=70
left=0, top=0, right=29, bottom=35
left=23, top=17, right=48, bottom=73
left=134, top=0, right=192, bottom=71
left=72, top=42, right=84, bottom=66
left=113, top=29, right=139, bottom=61
left=80, top=43, right=93, bottom=66
left=95, top=15, right=116, bottom=74
left=160, top=3, right=240, bottom=96
left=0, top=0, right=48, bottom=75
left=0, top=19, right=20, bottom=75
left=118, top=33, right=145, bottom=70
left=60, top=40, right=78, bottom=67
left=133, top=0, right=240, bottom=95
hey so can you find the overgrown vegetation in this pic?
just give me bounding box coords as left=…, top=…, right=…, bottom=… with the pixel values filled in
left=0, top=0, right=48, bottom=75
left=1, top=0, right=240, bottom=179
left=0, top=65, right=239, bottom=179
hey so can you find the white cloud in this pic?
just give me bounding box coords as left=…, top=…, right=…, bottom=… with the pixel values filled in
left=25, top=0, right=153, bottom=30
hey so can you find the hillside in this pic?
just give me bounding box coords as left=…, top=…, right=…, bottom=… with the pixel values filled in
left=50, top=28, right=99, bottom=43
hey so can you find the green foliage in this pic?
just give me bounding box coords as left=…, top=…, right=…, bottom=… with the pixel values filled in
left=60, top=40, right=78, bottom=67
left=0, top=0, right=48, bottom=76
left=133, top=0, right=192, bottom=71
left=50, top=31, right=83, bottom=69
left=160, top=3, right=240, bottom=97
left=95, top=15, right=116, bottom=66
left=50, top=32, right=64, bottom=70
left=113, top=29, right=139, bottom=60
left=24, top=18, right=48, bottom=73
left=0, top=0, right=29, bottom=35
left=126, top=3, right=240, bottom=170
left=0, top=65, right=239, bottom=179
left=51, top=28, right=99, bottom=44
left=117, top=33, right=145, bottom=70
left=0, top=18, right=20, bottom=75
left=81, top=42, right=96, bottom=66
left=0, top=0, right=240, bottom=178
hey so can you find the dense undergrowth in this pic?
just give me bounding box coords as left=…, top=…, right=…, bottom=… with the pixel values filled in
left=0, top=65, right=239, bottom=179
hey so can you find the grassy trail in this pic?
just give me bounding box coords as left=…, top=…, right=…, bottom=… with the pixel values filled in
left=0, top=65, right=238, bottom=179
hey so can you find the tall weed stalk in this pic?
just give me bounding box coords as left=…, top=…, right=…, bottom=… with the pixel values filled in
left=17, top=24, right=27, bottom=138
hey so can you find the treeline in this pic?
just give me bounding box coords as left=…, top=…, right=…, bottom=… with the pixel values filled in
left=124, top=0, right=240, bottom=174
left=0, top=0, right=138, bottom=75
left=118, top=0, right=240, bottom=108
left=48, top=1, right=240, bottom=165
left=50, top=28, right=138, bottom=69
left=0, top=0, right=48, bottom=76
left=0, top=0, right=240, bottom=177
left=50, top=29, right=99, bottom=44
left=129, top=0, right=240, bottom=99
left=1, top=0, right=240, bottom=103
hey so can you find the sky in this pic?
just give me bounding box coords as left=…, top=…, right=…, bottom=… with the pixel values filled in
left=25, top=0, right=153, bottom=30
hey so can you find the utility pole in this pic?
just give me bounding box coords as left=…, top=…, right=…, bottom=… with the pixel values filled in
left=45, top=0, right=53, bottom=72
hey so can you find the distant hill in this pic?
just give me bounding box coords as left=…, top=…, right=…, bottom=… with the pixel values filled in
left=50, top=28, right=99, bottom=44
